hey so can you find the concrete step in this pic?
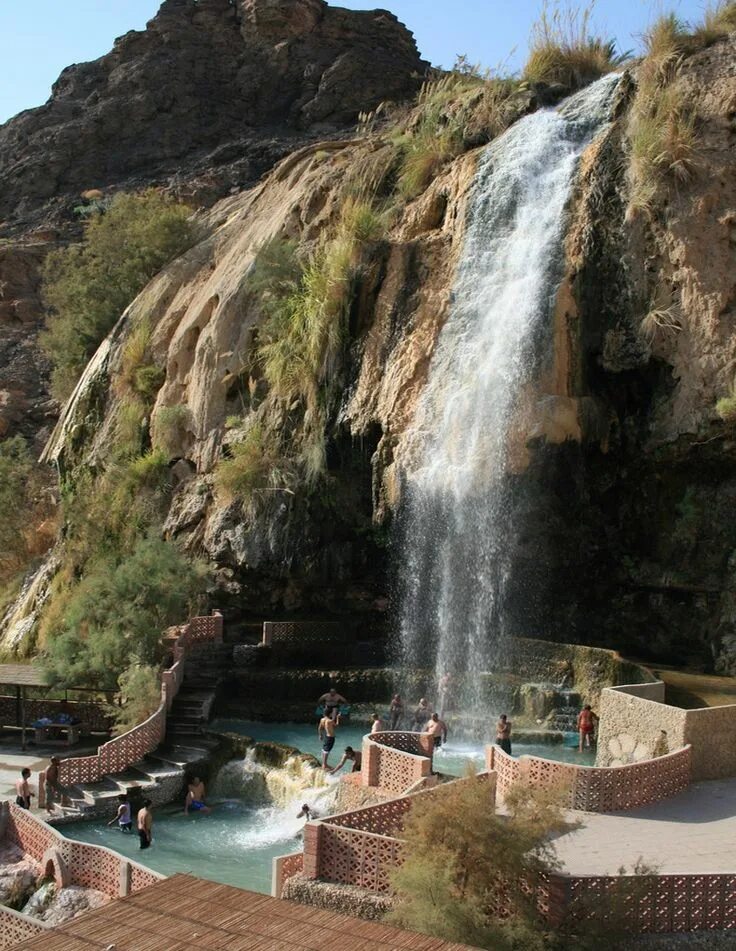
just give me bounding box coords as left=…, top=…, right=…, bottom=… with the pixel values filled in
left=149, top=745, right=212, bottom=770
left=137, top=756, right=182, bottom=782
left=106, top=766, right=158, bottom=792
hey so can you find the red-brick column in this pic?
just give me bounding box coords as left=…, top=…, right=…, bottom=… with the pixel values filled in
left=302, top=821, right=322, bottom=879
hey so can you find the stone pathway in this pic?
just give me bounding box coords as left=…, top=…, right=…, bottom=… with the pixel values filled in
left=553, top=777, right=736, bottom=875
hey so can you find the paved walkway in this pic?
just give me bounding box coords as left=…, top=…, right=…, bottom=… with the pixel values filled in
left=553, top=777, right=736, bottom=875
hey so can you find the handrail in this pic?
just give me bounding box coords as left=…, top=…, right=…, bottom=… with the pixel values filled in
left=50, top=611, right=222, bottom=793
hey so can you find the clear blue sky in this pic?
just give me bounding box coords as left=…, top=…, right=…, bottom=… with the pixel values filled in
left=0, top=0, right=710, bottom=124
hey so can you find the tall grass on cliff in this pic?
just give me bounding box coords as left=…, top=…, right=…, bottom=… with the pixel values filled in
left=523, top=2, right=626, bottom=90
left=41, top=190, right=197, bottom=402
left=253, top=198, right=385, bottom=482
left=626, top=12, right=704, bottom=217
left=0, top=436, right=55, bottom=591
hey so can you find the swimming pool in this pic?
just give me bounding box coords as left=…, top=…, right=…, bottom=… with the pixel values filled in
left=59, top=720, right=593, bottom=894
left=60, top=798, right=306, bottom=894
left=210, top=718, right=592, bottom=775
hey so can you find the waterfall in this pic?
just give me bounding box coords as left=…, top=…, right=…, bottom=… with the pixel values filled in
left=210, top=750, right=334, bottom=808
left=397, top=75, right=620, bottom=712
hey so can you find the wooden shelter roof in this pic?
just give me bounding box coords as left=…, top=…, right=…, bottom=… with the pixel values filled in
left=0, top=664, right=48, bottom=687
left=11, top=874, right=479, bottom=950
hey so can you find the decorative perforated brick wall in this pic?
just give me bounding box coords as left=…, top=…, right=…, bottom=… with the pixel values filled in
left=362, top=731, right=433, bottom=794
left=0, top=907, right=46, bottom=949
left=55, top=612, right=221, bottom=789
left=488, top=743, right=692, bottom=812
left=3, top=801, right=163, bottom=900
left=271, top=851, right=304, bottom=897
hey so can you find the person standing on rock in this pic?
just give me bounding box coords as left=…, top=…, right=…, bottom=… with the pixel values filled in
left=318, top=711, right=337, bottom=768
left=389, top=694, right=403, bottom=730
left=496, top=714, right=512, bottom=755
left=137, top=799, right=153, bottom=849
left=15, top=768, right=34, bottom=809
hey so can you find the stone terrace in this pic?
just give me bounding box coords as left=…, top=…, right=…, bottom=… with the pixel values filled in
left=553, top=776, right=736, bottom=875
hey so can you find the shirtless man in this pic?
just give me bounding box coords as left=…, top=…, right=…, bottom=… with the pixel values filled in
left=137, top=799, right=153, bottom=850
left=185, top=776, right=211, bottom=815
left=412, top=698, right=431, bottom=731
left=329, top=746, right=362, bottom=774
left=496, top=714, right=512, bottom=755
left=389, top=694, right=403, bottom=730
left=15, top=768, right=34, bottom=809
left=370, top=712, right=384, bottom=734
left=318, top=712, right=337, bottom=768
left=425, top=712, right=448, bottom=748
left=44, top=756, right=63, bottom=814
left=318, top=688, right=347, bottom=723
left=296, top=803, right=318, bottom=821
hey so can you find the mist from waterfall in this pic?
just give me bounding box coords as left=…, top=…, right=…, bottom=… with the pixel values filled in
left=396, top=75, right=620, bottom=713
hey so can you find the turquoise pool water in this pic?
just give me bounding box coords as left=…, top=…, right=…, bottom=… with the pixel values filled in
left=61, top=799, right=304, bottom=894
left=60, top=720, right=594, bottom=894
left=210, top=718, right=593, bottom=776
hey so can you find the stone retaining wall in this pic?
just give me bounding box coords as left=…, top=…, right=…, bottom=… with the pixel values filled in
left=597, top=684, right=736, bottom=780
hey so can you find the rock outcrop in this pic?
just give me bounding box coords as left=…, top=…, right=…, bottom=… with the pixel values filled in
left=0, top=0, right=426, bottom=232
left=2, top=5, right=736, bottom=676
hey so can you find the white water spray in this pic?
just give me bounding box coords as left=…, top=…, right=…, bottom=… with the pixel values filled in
left=397, top=76, right=620, bottom=710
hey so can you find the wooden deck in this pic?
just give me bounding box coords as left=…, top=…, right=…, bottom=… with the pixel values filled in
left=10, top=874, right=478, bottom=950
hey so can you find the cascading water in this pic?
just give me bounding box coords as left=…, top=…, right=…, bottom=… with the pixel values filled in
left=397, top=75, right=620, bottom=714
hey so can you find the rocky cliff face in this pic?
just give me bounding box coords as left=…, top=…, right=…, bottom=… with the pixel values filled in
left=0, top=0, right=426, bottom=233
left=2, top=8, right=736, bottom=675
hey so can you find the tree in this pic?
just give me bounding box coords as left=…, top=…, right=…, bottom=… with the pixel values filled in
left=388, top=776, right=568, bottom=950
left=0, top=436, right=54, bottom=588
left=44, top=535, right=208, bottom=689
left=41, top=190, right=197, bottom=401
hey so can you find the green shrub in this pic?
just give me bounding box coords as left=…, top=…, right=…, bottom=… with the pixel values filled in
left=388, top=778, right=567, bottom=949
left=152, top=404, right=191, bottom=457
left=716, top=396, right=736, bottom=423
left=110, top=664, right=162, bottom=734
left=523, top=3, right=625, bottom=90
left=119, top=318, right=165, bottom=402
left=215, top=423, right=288, bottom=502
left=41, top=190, right=196, bottom=402
left=43, top=535, right=208, bottom=689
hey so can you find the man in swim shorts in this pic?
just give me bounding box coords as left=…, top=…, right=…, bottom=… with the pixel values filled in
left=185, top=776, right=211, bottom=815
left=425, top=712, right=448, bottom=748
left=137, top=800, right=153, bottom=849
left=318, top=687, right=348, bottom=723
left=318, top=712, right=337, bottom=768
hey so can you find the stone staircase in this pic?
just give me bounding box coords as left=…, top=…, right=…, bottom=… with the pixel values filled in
left=50, top=642, right=233, bottom=819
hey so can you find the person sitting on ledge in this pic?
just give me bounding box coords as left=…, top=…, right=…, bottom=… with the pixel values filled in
left=496, top=714, right=512, bottom=755
left=318, top=687, right=348, bottom=723
left=425, top=712, right=448, bottom=748
left=412, top=698, right=431, bottom=731
left=330, top=746, right=362, bottom=774
left=370, top=712, right=385, bottom=734
left=185, top=776, right=211, bottom=815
